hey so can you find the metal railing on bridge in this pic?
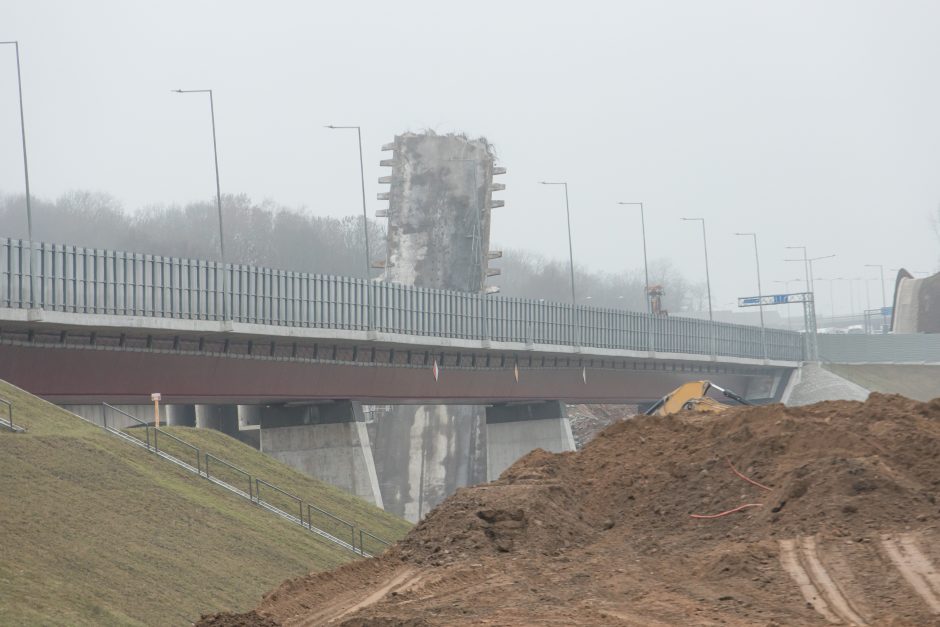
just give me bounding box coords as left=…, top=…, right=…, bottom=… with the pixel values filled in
left=1, top=237, right=805, bottom=361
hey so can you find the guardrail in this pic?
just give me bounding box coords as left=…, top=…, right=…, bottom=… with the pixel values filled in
left=97, top=403, right=390, bottom=556
left=0, top=237, right=805, bottom=361
left=0, top=396, right=21, bottom=432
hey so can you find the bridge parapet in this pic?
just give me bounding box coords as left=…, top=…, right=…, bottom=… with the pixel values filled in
left=1, top=237, right=804, bottom=362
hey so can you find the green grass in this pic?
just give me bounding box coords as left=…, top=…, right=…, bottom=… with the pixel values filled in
left=0, top=380, right=412, bottom=626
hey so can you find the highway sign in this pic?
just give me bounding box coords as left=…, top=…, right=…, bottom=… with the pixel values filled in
left=737, top=292, right=813, bottom=307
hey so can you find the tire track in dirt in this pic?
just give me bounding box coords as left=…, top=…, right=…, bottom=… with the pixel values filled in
left=881, top=533, right=940, bottom=614
left=779, top=536, right=867, bottom=625
left=293, top=568, right=419, bottom=626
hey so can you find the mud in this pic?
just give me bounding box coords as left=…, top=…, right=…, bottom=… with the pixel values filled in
left=199, top=393, right=940, bottom=625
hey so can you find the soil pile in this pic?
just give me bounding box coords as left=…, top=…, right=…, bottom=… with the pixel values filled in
left=568, top=403, right=638, bottom=448
left=200, top=393, right=940, bottom=625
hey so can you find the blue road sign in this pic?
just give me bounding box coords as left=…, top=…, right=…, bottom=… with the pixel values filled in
left=737, top=292, right=812, bottom=307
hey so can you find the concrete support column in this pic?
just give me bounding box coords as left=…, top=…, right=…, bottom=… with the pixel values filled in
left=195, top=404, right=239, bottom=437
left=60, top=404, right=162, bottom=429
left=485, top=400, right=576, bottom=481
left=166, top=404, right=196, bottom=427
left=259, top=401, right=383, bottom=507
left=369, top=405, right=487, bottom=522
left=237, top=405, right=261, bottom=430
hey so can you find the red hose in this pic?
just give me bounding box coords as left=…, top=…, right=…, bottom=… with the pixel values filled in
left=690, top=503, right=763, bottom=519
left=727, top=459, right=772, bottom=491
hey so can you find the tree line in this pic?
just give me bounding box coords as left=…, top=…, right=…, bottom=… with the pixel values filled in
left=0, top=191, right=706, bottom=314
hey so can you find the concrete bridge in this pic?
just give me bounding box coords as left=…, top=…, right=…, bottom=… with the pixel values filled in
left=1, top=237, right=804, bottom=515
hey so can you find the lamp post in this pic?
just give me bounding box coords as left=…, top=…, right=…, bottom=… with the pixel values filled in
left=735, top=232, right=765, bottom=356
left=1, top=41, right=34, bottom=307
left=835, top=277, right=856, bottom=319
left=539, top=182, right=576, bottom=305
left=173, top=88, right=228, bottom=320
left=784, top=252, right=834, bottom=296
left=325, top=125, right=372, bottom=281
left=617, top=202, right=649, bottom=313
left=815, top=277, right=838, bottom=324
left=864, top=264, right=887, bottom=309
left=680, top=218, right=713, bottom=321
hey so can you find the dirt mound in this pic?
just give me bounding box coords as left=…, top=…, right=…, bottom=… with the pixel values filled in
left=200, top=393, right=940, bottom=625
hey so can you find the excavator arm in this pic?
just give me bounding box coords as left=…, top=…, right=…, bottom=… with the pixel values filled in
left=643, top=380, right=750, bottom=417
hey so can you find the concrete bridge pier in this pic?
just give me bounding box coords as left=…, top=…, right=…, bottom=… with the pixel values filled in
left=369, top=405, right=487, bottom=522
left=60, top=404, right=164, bottom=429
left=258, top=401, right=383, bottom=507
left=166, top=404, right=196, bottom=427
left=195, top=404, right=239, bottom=437
left=485, top=401, right=576, bottom=481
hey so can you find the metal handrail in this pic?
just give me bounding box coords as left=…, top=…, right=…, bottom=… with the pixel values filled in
left=0, top=397, right=16, bottom=432
left=256, top=478, right=304, bottom=524
left=102, top=403, right=151, bottom=449
left=99, top=402, right=389, bottom=555
left=205, top=453, right=253, bottom=500
left=154, top=427, right=201, bottom=475
left=359, top=528, right=390, bottom=555
left=308, top=503, right=356, bottom=552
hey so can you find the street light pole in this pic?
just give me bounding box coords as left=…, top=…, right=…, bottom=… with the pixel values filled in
left=540, top=182, right=576, bottom=305
left=681, top=218, right=713, bottom=321
left=326, top=125, right=372, bottom=281
left=1, top=41, right=34, bottom=307
left=735, top=232, right=765, bottom=355
left=785, top=246, right=810, bottom=293
left=618, top=202, right=650, bottom=313
left=173, top=88, right=228, bottom=320
left=864, top=264, right=887, bottom=309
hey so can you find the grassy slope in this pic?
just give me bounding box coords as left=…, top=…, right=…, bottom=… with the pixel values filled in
left=0, top=381, right=411, bottom=626
left=160, top=426, right=410, bottom=545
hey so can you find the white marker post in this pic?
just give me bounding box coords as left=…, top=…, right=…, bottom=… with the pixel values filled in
left=151, top=392, right=162, bottom=428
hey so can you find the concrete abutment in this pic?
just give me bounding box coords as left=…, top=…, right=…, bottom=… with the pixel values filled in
left=258, top=401, right=383, bottom=507
left=485, top=401, right=576, bottom=481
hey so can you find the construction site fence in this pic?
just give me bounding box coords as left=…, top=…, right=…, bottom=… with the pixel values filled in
left=1, top=237, right=804, bottom=361
left=97, top=403, right=388, bottom=556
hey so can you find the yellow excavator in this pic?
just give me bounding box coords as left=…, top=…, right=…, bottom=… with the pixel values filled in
left=643, top=380, right=750, bottom=416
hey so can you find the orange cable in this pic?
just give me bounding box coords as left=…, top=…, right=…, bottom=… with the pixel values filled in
left=726, top=458, right=772, bottom=491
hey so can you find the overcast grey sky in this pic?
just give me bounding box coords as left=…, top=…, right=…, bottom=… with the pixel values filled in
left=2, top=0, right=939, bottom=314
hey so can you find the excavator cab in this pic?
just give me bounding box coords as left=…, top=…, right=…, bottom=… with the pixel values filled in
left=643, top=380, right=750, bottom=417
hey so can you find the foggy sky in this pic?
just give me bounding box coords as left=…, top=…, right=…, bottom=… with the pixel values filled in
left=2, top=0, right=939, bottom=316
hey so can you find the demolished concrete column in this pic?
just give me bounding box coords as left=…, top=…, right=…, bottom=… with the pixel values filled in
left=485, top=401, right=576, bottom=481
left=259, top=401, right=383, bottom=507
left=369, top=404, right=486, bottom=522
left=371, top=132, right=502, bottom=521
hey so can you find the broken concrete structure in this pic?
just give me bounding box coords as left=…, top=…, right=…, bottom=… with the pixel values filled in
left=892, top=269, right=940, bottom=333
left=378, top=132, right=502, bottom=291
left=369, top=132, right=574, bottom=521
